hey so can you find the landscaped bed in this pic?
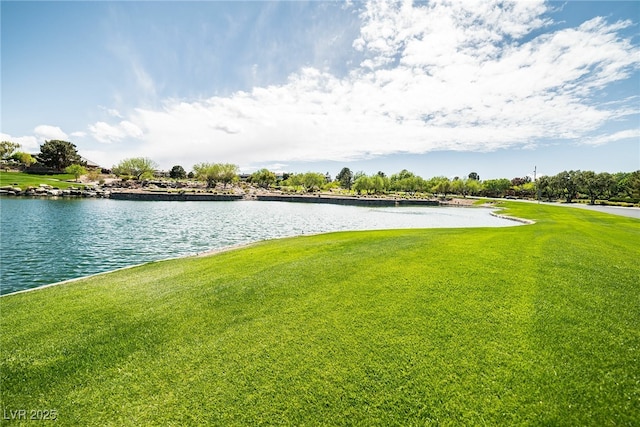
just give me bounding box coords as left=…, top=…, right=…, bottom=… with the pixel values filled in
left=1, top=202, right=638, bottom=425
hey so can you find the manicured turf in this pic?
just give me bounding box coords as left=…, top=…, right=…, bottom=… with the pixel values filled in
left=0, top=171, right=85, bottom=190
left=1, top=203, right=638, bottom=425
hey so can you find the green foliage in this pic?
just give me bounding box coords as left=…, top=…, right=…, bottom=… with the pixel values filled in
left=0, top=141, right=21, bottom=160
left=283, top=172, right=326, bottom=192
left=38, top=140, right=83, bottom=171
left=336, top=167, right=353, bottom=190
left=169, top=165, right=187, bottom=180
left=430, top=176, right=452, bottom=196
left=10, top=151, right=36, bottom=167
left=482, top=178, right=511, bottom=198
left=113, top=157, right=158, bottom=181
left=64, top=164, right=87, bottom=182
left=193, top=163, right=239, bottom=188
left=250, top=168, right=277, bottom=189
left=533, top=170, right=639, bottom=204
left=1, top=204, right=639, bottom=425
left=353, top=174, right=373, bottom=194
left=390, top=169, right=426, bottom=193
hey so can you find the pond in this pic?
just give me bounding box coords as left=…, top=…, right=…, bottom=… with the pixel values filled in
left=0, top=198, right=519, bottom=295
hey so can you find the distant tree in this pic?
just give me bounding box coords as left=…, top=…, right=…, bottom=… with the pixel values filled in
left=250, top=168, right=277, bottom=189
left=65, top=164, right=87, bottom=182
left=466, top=178, right=482, bottom=196
left=170, top=165, right=187, bottom=179
left=218, top=163, right=240, bottom=188
left=431, top=177, right=452, bottom=197
left=579, top=171, right=601, bottom=205
left=511, top=176, right=531, bottom=187
left=193, top=163, right=239, bottom=188
left=353, top=175, right=373, bottom=194
left=376, top=171, right=387, bottom=178
left=336, top=167, right=353, bottom=189
left=626, top=171, right=640, bottom=199
left=390, top=169, right=422, bottom=192
left=598, top=172, right=617, bottom=199
left=353, top=170, right=367, bottom=182
left=193, top=163, right=221, bottom=188
left=482, top=178, right=511, bottom=198
left=371, top=174, right=389, bottom=194
left=615, top=171, right=640, bottom=199
left=468, top=172, right=480, bottom=181
left=113, top=157, right=158, bottom=180
left=0, top=141, right=21, bottom=160
left=555, top=170, right=581, bottom=203
left=301, top=172, right=326, bottom=192
left=450, top=178, right=464, bottom=196
left=11, top=152, right=36, bottom=167
left=38, top=140, right=83, bottom=171
left=536, top=176, right=555, bottom=201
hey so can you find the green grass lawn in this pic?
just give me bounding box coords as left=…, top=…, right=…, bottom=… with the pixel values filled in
left=1, top=203, right=638, bottom=425
left=0, top=171, right=84, bottom=190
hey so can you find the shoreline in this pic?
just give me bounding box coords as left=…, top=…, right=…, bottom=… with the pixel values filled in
left=1, top=204, right=526, bottom=298
left=109, top=190, right=444, bottom=207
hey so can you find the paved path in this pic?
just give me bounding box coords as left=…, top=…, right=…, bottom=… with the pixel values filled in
left=561, top=203, right=640, bottom=219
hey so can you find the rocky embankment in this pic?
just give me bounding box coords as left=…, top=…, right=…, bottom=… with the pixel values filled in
left=0, top=184, right=110, bottom=198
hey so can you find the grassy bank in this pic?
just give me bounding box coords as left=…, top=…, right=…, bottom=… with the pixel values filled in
left=0, top=171, right=85, bottom=190
left=1, top=203, right=638, bottom=425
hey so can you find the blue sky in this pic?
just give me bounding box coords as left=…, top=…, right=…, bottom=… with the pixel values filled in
left=2, top=0, right=639, bottom=180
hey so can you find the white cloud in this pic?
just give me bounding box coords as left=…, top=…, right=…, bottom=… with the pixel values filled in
left=34, top=125, right=68, bottom=141
left=582, top=129, right=640, bottom=146
left=0, top=133, right=39, bottom=152
left=89, top=120, right=144, bottom=144
left=85, top=0, right=639, bottom=169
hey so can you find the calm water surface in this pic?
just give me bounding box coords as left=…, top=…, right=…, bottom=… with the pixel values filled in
left=0, top=198, right=518, bottom=294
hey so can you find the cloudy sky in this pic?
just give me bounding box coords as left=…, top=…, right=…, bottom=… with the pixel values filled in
left=2, top=0, right=639, bottom=179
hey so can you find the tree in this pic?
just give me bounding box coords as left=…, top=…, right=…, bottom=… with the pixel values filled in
left=353, top=175, right=373, bottom=194
left=11, top=152, right=36, bottom=167
left=113, top=157, right=158, bottom=180
left=371, top=174, right=389, bottom=194
left=301, top=172, right=326, bottom=192
left=193, top=163, right=221, bottom=188
left=0, top=141, right=20, bottom=160
left=579, top=171, right=600, bottom=205
left=250, top=168, right=277, bottom=189
left=468, top=172, right=480, bottom=181
left=466, top=178, right=482, bottom=196
left=336, top=167, right=353, bottom=190
left=65, top=164, right=87, bottom=182
left=431, top=177, right=452, bottom=197
left=193, top=163, right=239, bottom=188
left=450, top=178, right=464, bottom=196
left=218, top=163, right=240, bottom=187
left=170, top=165, right=187, bottom=179
left=555, top=170, right=581, bottom=203
left=537, top=176, right=556, bottom=201
left=482, top=178, right=511, bottom=198
left=615, top=171, right=640, bottom=199
left=38, top=140, right=83, bottom=171
left=390, top=169, right=424, bottom=193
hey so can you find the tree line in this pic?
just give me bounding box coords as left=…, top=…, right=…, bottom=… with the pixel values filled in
left=2, top=140, right=638, bottom=204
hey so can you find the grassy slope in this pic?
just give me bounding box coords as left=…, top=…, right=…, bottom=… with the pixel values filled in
left=1, top=203, right=638, bottom=425
left=0, top=171, right=84, bottom=190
